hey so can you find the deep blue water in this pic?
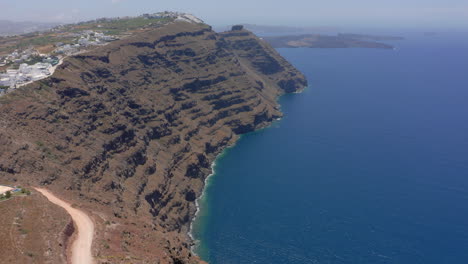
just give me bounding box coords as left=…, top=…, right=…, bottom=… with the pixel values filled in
left=192, top=33, right=468, bottom=264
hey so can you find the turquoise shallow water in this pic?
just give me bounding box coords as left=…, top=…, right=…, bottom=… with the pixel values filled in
left=192, top=33, right=468, bottom=264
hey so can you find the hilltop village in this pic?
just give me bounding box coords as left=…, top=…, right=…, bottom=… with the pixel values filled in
left=0, top=12, right=203, bottom=96
left=0, top=30, right=116, bottom=94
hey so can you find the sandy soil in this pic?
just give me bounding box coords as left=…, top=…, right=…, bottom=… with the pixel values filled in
left=0, top=185, right=13, bottom=194
left=0, top=194, right=70, bottom=263
left=35, top=188, right=95, bottom=264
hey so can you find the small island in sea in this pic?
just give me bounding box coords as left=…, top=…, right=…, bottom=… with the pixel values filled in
left=232, top=24, right=403, bottom=49
left=262, top=33, right=403, bottom=49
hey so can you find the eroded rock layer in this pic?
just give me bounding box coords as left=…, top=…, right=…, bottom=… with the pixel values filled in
left=0, top=22, right=306, bottom=263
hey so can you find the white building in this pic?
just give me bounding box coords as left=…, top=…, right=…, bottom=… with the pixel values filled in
left=0, top=62, right=52, bottom=89
left=0, top=75, right=11, bottom=87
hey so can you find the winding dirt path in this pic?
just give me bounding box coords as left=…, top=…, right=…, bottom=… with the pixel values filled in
left=35, top=188, right=95, bottom=264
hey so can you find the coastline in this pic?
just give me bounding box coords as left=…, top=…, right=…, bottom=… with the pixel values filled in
left=188, top=138, right=239, bottom=255
left=188, top=84, right=308, bottom=259
left=181, top=35, right=468, bottom=264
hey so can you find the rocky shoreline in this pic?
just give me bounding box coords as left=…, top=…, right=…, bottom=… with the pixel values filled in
left=187, top=95, right=304, bottom=258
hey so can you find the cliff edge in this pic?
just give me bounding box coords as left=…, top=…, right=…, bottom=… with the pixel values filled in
left=0, top=21, right=306, bottom=263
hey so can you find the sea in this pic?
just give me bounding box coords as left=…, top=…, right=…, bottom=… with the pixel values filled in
left=191, top=31, right=468, bottom=264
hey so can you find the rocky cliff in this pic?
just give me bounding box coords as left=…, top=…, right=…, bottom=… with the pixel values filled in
left=0, top=21, right=306, bottom=263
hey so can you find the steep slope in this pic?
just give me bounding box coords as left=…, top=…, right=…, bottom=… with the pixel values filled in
left=0, top=22, right=306, bottom=263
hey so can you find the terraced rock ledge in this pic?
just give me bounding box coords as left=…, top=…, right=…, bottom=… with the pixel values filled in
left=0, top=22, right=306, bottom=263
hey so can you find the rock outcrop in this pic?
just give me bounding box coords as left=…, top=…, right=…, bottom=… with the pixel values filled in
left=0, top=21, right=306, bottom=263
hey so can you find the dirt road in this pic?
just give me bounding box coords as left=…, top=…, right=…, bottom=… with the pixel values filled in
left=0, top=185, right=13, bottom=195
left=35, top=188, right=94, bottom=264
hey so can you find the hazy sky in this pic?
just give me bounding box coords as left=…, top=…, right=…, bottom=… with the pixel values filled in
left=1, top=0, right=467, bottom=28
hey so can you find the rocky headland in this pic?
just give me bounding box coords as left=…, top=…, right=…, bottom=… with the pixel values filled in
left=0, top=21, right=306, bottom=263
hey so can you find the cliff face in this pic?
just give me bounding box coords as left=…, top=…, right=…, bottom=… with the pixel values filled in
left=0, top=22, right=306, bottom=263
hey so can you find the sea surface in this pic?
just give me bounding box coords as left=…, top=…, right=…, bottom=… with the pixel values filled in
left=192, top=32, right=468, bottom=264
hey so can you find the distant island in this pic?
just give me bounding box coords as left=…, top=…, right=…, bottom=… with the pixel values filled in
left=229, top=24, right=403, bottom=49
left=235, top=24, right=340, bottom=34
left=262, top=33, right=403, bottom=49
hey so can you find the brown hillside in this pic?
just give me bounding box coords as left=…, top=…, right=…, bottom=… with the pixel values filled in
left=0, top=22, right=306, bottom=263
left=0, top=193, right=71, bottom=263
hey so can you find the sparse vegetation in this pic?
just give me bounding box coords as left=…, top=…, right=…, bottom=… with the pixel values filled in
left=20, top=188, right=31, bottom=195
left=35, top=141, right=57, bottom=159
left=103, top=240, right=110, bottom=249
left=0, top=187, right=31, bottom=201
left=25, top=55, right=43, bottom=65
left=0, top=190, right=71, bottom=263
left=0, top=16, right=175, bottom=56
left=62, top=17, right=172, bottom=36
